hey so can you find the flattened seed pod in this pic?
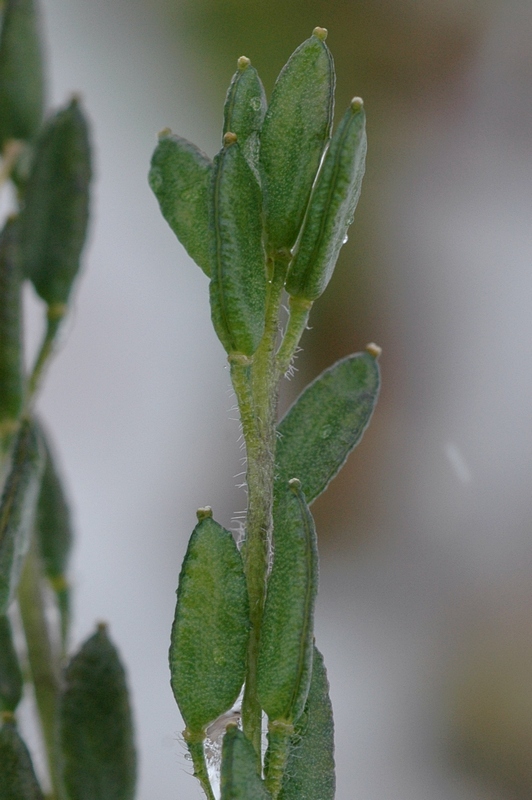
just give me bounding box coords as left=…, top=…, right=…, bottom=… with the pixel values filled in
left=257, top=480, right=318, bottom=725
left=0, top=616, right=23, bottom=713
left=221, top=727, right=271, bottom=800
left=210, top=134, right=266, bottom=356
left=19, top=98, right=91, bottom=309
left=0, top=0, right=44, bottom=147
left=0, top=219, right=23, bottom=445
left=223, top=57, right=266, bottom=177
left=278, top=646, right=335, bottom=800
left=286, top=98, right=367, bottom=301
left=0, top=419, right=43, bottom=615
left=276, top=350, right=380, bottom=504
left=259, top=28, right=335, bottom=253
left=170, top=511, right=249, bottom=734
left=149, top=133, right=213, bottom=277
left=60, top=624, right=136, bottom=800
left=0, top=714, right=44, bottom=800
left=34, top=424, right=72, bottom=644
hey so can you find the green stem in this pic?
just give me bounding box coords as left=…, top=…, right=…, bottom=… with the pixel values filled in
left=264, top=721, right=293, bottom=799
left=184, top=733, right=215, bottom=800
left=18, top=540, right=64, bottom=800
left=276, top=296, right=313, bottom=379
left=232, top=259, right=287, bottom=764
left=26, top=307, right=65, bottom=409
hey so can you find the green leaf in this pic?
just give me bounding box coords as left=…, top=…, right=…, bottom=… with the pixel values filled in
left=223, top=57, right=266, bottom=177
left=258, top=480, right=317, bottom=725
left=170, top=510, right=249, bottom=735
left=0, top=219, right=23, bottom=448
left=286, top=98, right=367, bottom=301
left=210, top=136, right=266, bottom=356
left=60, top=624, right=136, bottom=800
left=0, top=617, right=23, bottom=713
left=278, top=645, right=335, bottom=800
left=259, top=28, right=335, bottom=253
left=221, top=727, right=271, bottom=800
left=34, top=423, right=72, bottom=646
left=276, top=350, right=380, bottom=504
left=0, top=419, right=43, bottom=615
left=0, top=715, right=44, bottom=800
left=19, top=98, right=91, bottom=309
left=0, top=0, right=44, bottom=148
left=149, top=133, right=213, bottom=277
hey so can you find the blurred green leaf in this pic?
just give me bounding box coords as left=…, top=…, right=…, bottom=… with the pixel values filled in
left=0, top=617, right=23, bottom=713
left=0, top=715, right=44, bottom=800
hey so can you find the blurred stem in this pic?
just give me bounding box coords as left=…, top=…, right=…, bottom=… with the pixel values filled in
left=232, top=258, right=287, bottom=764
left=26, top=307, right=65, bottom=409
left=18, top=539, right=64, bottom=800
left=0, top=140, right=24, bottom=188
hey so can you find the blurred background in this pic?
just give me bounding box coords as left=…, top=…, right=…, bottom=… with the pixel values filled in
left=12, top=0, right=532, bottom=797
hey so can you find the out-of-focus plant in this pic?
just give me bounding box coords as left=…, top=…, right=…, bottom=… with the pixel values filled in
left=0, top=2, right=136, bottom=799
left=149, top=27, right=379, bottom=798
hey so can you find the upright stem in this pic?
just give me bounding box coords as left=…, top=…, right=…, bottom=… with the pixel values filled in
left=232, top=259, right=287, bottom=764
left=18, top=540, right=64, bottom=800
left=26, top=306, right=65, bottom=410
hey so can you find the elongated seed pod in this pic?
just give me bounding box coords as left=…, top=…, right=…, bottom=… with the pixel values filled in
left=286, top=98, right=366, bottom=300
left=170, top=511, right=249, bottom=735
left=34, top=424, right=72, bottom=646
left=223, top=57, right=266, bottom=177
left=220, top=727, right=271, bottom=800
left=60, top=624, right=136, bottom=800
left=0, top=616, right=23, bottom=713
left=259, top=28, right=335, bottom=253
left=257, top=480, right=318, bottom=724
left=276, top=349, right=380, bottom=504
left=210, top=135, right=266, bottom=356
left=149, top=132, right=213, bottom=276
left=0, top=0, right=44, bottom=148
left=278, top=645, right=335, bottom=800
left=19, top=98, right=91, bottom=308
left=0, top=419, right=43, bottom=615
left=0, top=219, right=23, bottom=447
left=0, top=714, right=44, bottom=800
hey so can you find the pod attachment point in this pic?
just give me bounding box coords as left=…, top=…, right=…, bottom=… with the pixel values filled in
left=223, top=131, right=238, bottom=147
left=196, top=506, right=213, bottom=521
left=365, top=342, right=382, bottom=359
left=237, top=56, right=251, bottom=70
left=312, top=27, right=328, bottom=40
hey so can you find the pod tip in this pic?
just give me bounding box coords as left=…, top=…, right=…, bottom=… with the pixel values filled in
left=365, top=342, right=382, bottom=359
left=96, top=620, right=108, bottom=634
left=313, top=27, right=328, bottom=41
left=237, top=56, right=251, bottom=70
left=350, top=96, right=364, bottom=111
left=196, top=506, right=213, bottom=521
left=223, top=131, right=238, bottom=147
left=158, top=127, right=172, bottom=140
left=288, top=477, right=301, bottom=489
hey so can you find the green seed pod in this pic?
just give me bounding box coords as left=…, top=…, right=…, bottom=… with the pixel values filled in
left=0, top=714, right=44, bottom=800
left=286, top=98, right=367, bottom=301
left=259, top=28, right=335, bottom=253
left=0, top=219, right=23, bottom=449
left=278, top=645, right=335, bottom=800
left=170, top=510, right=249, bottom=735
left=223, top=56, right=266, bottom=177
left=0, top=0, right=44, bottom=148
left=276, top=349, right=380, bottom=504
left=0, top=616, right=23, bottom=713
left=149, top=132, right=213, bottom=277
left=257, top=479, right=318, bottom=725
left=220, top=726, right=271, bottom=800
left=19, top=98, right=91, bottom=309
left=34, top=424, right=72, bottom=646
left=210, top=134, right=266, bottom=356
left=60, top=623, right=137, bottom=800
left=0, top=419, right=43, bottom=615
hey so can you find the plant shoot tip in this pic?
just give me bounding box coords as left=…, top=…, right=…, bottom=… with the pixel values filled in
left=312, top=27, right=328, bottom=41
left=96, top=620, right=108, bottom=633
left=350, top=96, right=364, bottom=111
left=365, top=342, right=382, bottom=359
left=237, top=56, right=251, bottom=69
left=223, top=131, right=238, bottom=147
left=288, top=477, right=301, bottom=489
left=158, top=127, right=172, bottom=139
left=196, top=506, right=213, bottom=521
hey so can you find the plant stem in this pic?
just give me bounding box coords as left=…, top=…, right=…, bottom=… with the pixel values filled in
left=184, top=734, right=215, bottom=800
left=276, top=296, right=313, bottom=379
left=232, top=259, right=287, bottom=764
left=26, top=306, right=65, bottom=409
left=18, top=540, right=64, bottom=800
